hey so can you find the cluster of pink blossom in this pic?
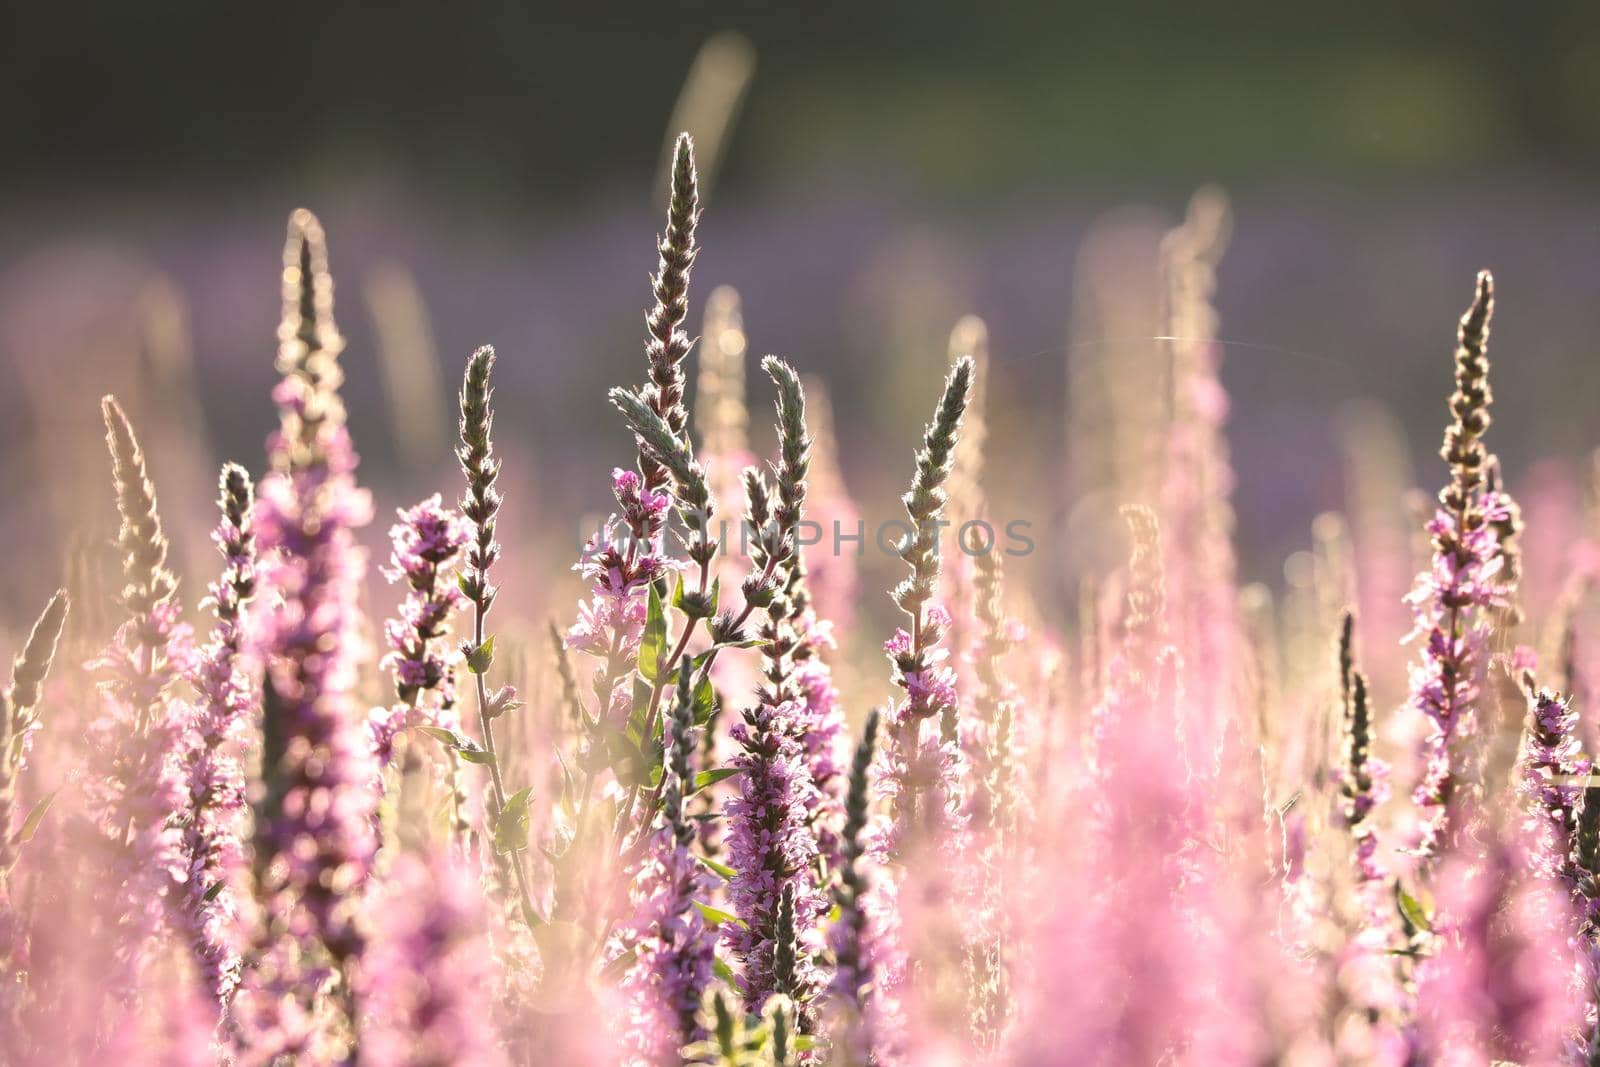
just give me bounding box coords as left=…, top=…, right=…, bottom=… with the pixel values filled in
left=372, top=493, right=470, bottom=764
left=565, top=469, right=676, bottom=728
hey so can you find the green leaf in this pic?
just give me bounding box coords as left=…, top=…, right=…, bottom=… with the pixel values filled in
left=201, top=880, right=226, bottom=903
left=696, top=855, right=737, bottom=880
left=693, top=674, right=717, bottom=726
left=1396, top=883, right=1432, bottom=934
left=16, top=789, right=58, bottom=843
left=627, top=675, right=651, bottom=742
left=420, top=726, right=494, bottom=766
left=689, top=767, right=743, bottom=795
left=693, top=900, right=747, bottom=929
left=638, top=584, right=667, bottom=682
left=605, top=729, right=649, bottom=788
left=465, top=635, right=497, bottom=675
left=418, top=725, right=469, bottom=748
left=494, top=786, right=533, bottom=854
left=713, top=638, right=767, bottom=650
left=712, top=956, right=736, bottom=985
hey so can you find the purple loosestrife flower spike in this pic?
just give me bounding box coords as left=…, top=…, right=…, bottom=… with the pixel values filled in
left=1336, top=612, right=1390, bottom=886
left=238, top=211, right=377, bottom=1058
left=890, top=356, right=973, bottom=626
left=373, top=494, right=470, bottom=768
left=103, top=396, right=178, bottom=620
left=882, top=357, right=973, bottom=849
left=1406, top=271, right=1516, bottom=863
left=457, top=346, right=502, bottom=617
left=6, top=590, right=68, bottom=715
left=622, top=669, right=716, bottom=1065
left=761, top=356, right=809, bottom=550
left=86, top=397, right=190, bottom=996
left=718, top=361, right=832, bottom=1025
left=273, top=208, right=347, bottom=468
left=1086, top=506, right=1166, bottom=816
left=1517, top=674, right=1591, bottom=884
left=178, top=463, right=258, bottom=1004
left=1157, top=190, right=1240, bottom=758
left=636, top=133, right=701, bottom=538
left=828, top=711, right=878, bottom=1007
left=962, top=533, right=1022, bottom=1050
left=964, top=529, right=1021, bottom=840
left=455, top=345, right=541, bottom=929
left=0, top=590, right=69, bottom=877
left=749, top=358, right=810, bottom=710
left=753, top=359, right=849, bottom=871
left=724, top=689, right=826, bottom=1017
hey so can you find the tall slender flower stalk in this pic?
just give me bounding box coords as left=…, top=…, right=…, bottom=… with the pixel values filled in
left=1331, top=613, right=1410, bottom=1050
left=0, top=590, right=69, bottom=882
left=455, top=345, right=540, bottom=929
left=961, top=534, right=1022, bottom=1051
left=1158, top=188, right=1240, bottom=767
left=723, top=358, right=828, bottom=1020
left=637, top=133, right=702, bottom=540
left=757, top=360, right=848, bottom=869
left=239, top=209, right=377, bottom=1062
left=1087, top=506, right=1166, bottom=815
left=177, top=463, right=257, bottom=1005
left=0, top=589, right=69, bottom=1025
left=748, top=356, right=811, bottom=712
left=882, top=357, right=974, bottom=852
left=609, top=133, right=741, bottom=768
left=963, top=531, right=1022, bottom=841
left=85, top=396, right=192, bottom=996
left=1406, top=271, right=1518, bottom=863
left=1337, top=612, right=1389, bottom=886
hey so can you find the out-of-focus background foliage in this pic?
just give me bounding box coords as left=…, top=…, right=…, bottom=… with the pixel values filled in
left=3, top=2, right=1599, bottom=639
